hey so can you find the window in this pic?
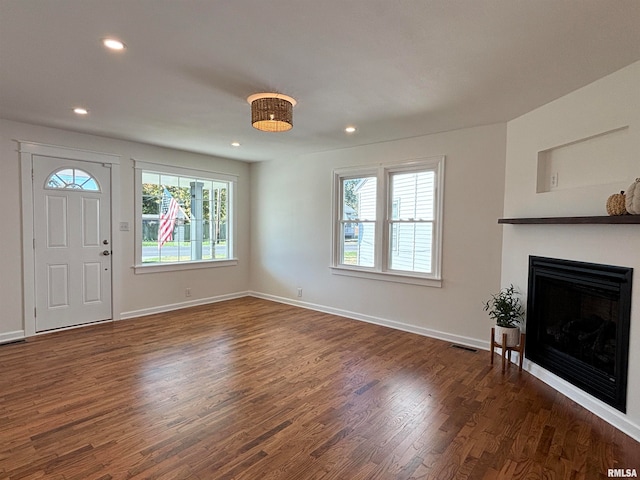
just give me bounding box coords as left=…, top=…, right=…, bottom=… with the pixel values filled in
left=134, top=160, right=237, bottom=272
left=332, top=157, right=444, bottom=286
left=46, top=168, right=100, bottom=191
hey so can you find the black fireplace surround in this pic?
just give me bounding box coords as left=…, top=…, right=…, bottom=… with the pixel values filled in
left=526, top=256, right=633, bottom=412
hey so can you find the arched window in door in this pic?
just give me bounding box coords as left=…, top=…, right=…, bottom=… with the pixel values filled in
left=45, top=168, right=100, bottom=191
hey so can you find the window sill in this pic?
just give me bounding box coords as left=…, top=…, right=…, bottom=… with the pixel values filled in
left=330, top=266, right=442, bottom=287
left=134, top=258, right=238, bottom=274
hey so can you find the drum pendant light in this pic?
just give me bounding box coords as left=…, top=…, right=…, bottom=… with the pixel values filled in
left=248, top=93, right=297, bottom=132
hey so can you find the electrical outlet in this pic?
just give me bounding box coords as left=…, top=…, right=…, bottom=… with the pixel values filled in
left=550, top=172, right=558, bottom=188
left=185, top=288, right=191, bottom=297
left=297, top=288, right=303, bottom=297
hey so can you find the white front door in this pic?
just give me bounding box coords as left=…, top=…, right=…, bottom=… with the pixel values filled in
left=33, top=155, right=112, bottom=331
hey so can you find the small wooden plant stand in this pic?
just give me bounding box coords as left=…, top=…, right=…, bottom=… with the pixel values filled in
left=490, top=327, right=526, bottom=372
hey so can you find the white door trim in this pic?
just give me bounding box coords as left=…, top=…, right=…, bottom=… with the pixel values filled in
left=19, top=141, right=121, bottom=337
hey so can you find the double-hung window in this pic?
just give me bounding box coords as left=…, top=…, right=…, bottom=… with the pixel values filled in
left=332, top=156, right=444, bottom=286
left=134, top=160, right=237, bottom=273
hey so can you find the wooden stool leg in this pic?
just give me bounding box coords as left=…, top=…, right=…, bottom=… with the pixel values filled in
left=490, top=328, right=495, bottom=365
left=518, top=333, right=526, bottom=371
left=501, top=333, right=507, bottom=373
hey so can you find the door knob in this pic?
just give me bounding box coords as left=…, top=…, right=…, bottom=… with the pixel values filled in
left=102, top=250, right=111, bottom=256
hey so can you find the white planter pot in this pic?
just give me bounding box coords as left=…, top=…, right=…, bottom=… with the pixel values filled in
left=494, top=325, right=520, bottom=348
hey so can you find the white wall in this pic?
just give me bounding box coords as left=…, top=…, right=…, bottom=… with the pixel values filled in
left=0, top=119, right=250, bottom=341
left=502, top=61, right=640, bottom=438
left=250, top=123, right=507, bottom=347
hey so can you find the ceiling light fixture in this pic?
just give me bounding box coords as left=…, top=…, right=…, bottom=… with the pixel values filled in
left=247, top=93, right=296, bottom=132
left=102, top=38, right=126, bottom=51
left=345, top=126, right=357, bottom=133
left=231, top=142, right=240, bottom=147
left=73, top=107, right=89, bottom=115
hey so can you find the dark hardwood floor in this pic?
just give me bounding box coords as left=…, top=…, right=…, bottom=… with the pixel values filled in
left=1, top=297, right=638, bottom=479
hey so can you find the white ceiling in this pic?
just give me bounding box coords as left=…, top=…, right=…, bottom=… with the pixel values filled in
left=2, top=1, right=640, bottom=162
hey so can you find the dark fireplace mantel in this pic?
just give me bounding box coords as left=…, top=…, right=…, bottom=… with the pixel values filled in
left=499, top=216, right=640, bottom=224
left=526, top=256, right=633, bottom=412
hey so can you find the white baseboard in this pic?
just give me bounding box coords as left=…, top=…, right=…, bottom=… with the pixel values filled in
left=249, top=290, right=640, bottom=442
left=119, top=291, right=251, bottom=320
left=248, top=291, right=490, bottom=351
left=0, top=330, right=25, bottom=345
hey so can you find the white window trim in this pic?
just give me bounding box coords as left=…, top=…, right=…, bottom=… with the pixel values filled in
left=331, top=156, right=444, bottom=287
left=133, top=159, right=238, bottom=274
left=133, top=259, right=238, bottom=274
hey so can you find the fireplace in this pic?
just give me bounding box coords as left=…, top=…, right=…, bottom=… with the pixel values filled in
left=526, top=256, right=632, bottom=412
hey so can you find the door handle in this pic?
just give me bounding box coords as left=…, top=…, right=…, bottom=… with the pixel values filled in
left=102, top=250, right=111, bottom=256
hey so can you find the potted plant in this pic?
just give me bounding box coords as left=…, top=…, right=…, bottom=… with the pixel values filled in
left=484, top=284, right=525, bottom=347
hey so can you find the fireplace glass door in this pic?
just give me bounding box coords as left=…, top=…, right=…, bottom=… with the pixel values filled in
left=526, top=256, right=632, bottom=412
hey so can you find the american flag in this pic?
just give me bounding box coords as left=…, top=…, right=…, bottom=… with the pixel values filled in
left=159, top=187, right=179, bottom=247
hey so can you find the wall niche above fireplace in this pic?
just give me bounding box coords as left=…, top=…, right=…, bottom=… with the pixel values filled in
left=526, top=256, right=633, bottom=412
left=535, top=125, right=631, bottom=193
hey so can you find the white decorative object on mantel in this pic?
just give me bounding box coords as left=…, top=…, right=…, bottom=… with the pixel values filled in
left=625, top=178, right=640, bottom=214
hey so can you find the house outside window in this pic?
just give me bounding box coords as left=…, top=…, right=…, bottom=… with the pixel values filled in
left=332, top=156, right=444, bottom=287
left=134, top=160, right=238, bottom=273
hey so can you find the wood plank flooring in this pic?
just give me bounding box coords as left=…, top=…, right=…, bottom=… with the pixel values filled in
left=1, top=297, right=638, bottom=479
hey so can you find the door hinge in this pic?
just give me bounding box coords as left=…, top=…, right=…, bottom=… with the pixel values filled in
left=33, top=238, right=36, bottom=249
left=34, top=307, right=37, bottom=317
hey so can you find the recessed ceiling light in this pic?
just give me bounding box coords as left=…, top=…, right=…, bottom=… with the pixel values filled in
left=231, top=142, right=241, bottom=147
left=345, top=126, right=357, bottom=133
left=102, top=38, right=126, bottom=51
left=73, top=107, right=89, bottom=115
